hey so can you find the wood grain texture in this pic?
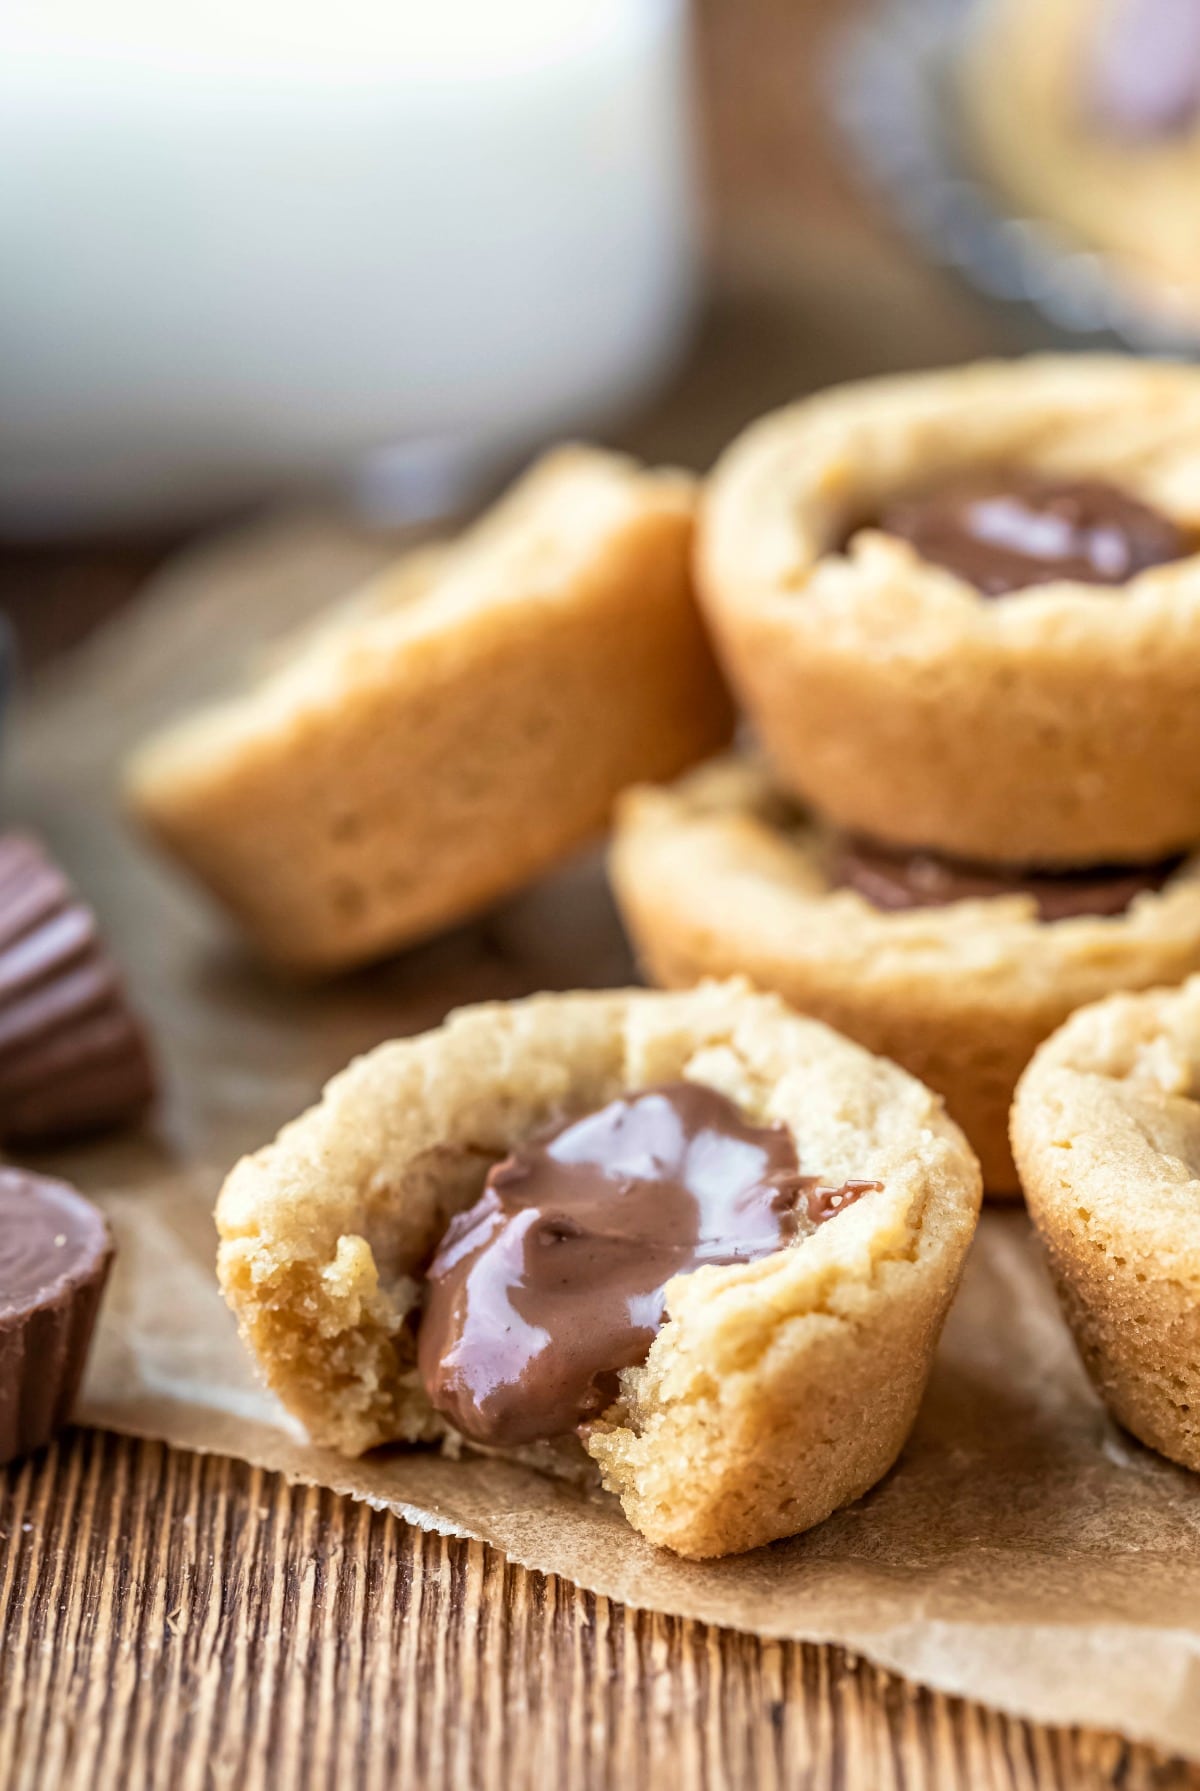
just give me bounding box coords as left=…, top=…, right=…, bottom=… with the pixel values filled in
left=0, top=1431, right=1195, bottom=1791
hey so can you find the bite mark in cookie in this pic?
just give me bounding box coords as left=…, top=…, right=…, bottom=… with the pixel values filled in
left=216, top=982, right=980, bottom=1557
left=419, top=1081, right=880, bottom=1447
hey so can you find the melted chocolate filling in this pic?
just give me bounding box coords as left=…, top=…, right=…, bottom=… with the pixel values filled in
left=418, top=1082, right=879, bottom=1447
left=864, top=473, right=1188, bottom=597
left=834, top=836, right=1181, bottom=922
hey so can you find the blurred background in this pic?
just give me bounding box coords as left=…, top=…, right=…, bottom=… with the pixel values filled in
left=3, top=0, right=1194, bottom=661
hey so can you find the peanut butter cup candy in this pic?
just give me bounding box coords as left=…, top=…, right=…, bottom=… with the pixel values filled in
left=216, top=982, right=980, bottom=1558
left=0, top=1169, right=114, bottom=1465
left=610, top=758, right=1200, bottom=1196
left=126, top=447, right=732, bottom=974
left=699, top=356, right=1200, bottom=867
left=0, top=834, right=155, bottom=1145
left=1013, top=975, right=1200, bottom=1472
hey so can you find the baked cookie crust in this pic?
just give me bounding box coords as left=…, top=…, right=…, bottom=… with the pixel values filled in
left=698, top=356, right=1200, bottom=866
left=962, top=0, right=1200, bottom=323
left=609, top=757, right=1200, bottom=1196
left=1012, top=976, right=1200, bottom=1471
left=216, top=982, right=981, bottom=1558
left=127, top=447, right=733, bottom=973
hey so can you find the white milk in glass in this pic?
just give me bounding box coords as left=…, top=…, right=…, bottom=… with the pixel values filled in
left=0, top=0, right=697, bottom=529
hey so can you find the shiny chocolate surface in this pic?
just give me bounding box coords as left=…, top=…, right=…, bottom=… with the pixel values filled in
left=870, top=474, right=1187, bottom=597
left=419, top=1083, right=878, bottom=1447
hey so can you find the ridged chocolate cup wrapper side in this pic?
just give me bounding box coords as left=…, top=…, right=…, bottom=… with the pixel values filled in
left=0, top=832, right=155, bottom=1145
left=0, top=1169, right=115, bottom=1466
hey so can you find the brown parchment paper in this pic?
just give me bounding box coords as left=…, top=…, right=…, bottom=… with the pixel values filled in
left=15, top=512, right=1200, bottom=1761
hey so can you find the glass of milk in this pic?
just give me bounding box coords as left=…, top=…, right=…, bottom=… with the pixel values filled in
left=0, top=0, right=698, bottom=532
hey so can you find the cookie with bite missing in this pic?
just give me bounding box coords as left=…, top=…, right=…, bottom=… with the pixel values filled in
left=1013, top=975, right=1200, bottom=1471
left=127, top=448, right=733, bottom=974
left=216, top=981, right=981, bottom=1559
left=609, top=757, right=1200, bottom=1195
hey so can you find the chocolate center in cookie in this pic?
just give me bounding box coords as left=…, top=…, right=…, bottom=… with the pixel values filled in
left=833, top=836, right=1182, bottom=922
left=418, top=1082, right=878, bottom=1447
left=1085, top=0, right=1200, bottom=139
left=869, top=474, right=1188, bottom=597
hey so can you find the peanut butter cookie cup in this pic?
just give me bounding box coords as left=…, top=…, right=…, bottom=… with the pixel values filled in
left=698, top=356, right=1200, bottom=866
left=127, top=448, right=732, bottom=974
left=1013, top=975, right=1200, bottom=1471
left=216, top=982, right=980, bottom=1558
left=610, top=758, right=1200, bottom=1196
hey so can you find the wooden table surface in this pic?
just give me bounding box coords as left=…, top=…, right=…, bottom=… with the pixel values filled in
left=2, top=3, right=1196, bottom=1786
left=2, top=1431, right=1196, bottom=1791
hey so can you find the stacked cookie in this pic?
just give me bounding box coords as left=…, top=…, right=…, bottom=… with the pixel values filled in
left=612, top=357, right=1200, bottom=1194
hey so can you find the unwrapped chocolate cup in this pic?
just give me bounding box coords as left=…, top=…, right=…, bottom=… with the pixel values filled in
left=0, top=834, right=155, bottom=1144
left=0, top=1168, right=114, bottom=1465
